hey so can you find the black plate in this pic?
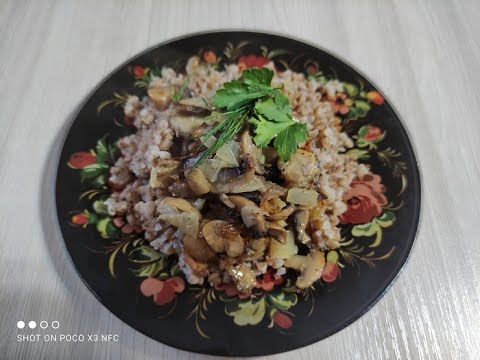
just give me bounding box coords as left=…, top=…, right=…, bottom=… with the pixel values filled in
left=55, top=31, right=421, bottom=356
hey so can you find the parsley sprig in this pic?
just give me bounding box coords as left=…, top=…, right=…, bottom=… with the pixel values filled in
left=196, top=68, right=308, bottom=166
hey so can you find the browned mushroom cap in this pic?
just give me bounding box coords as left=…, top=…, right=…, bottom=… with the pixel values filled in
left=284, top=250, right=325, bottom=289
left=240, top=130, right=264, bottom=174
left=168, top=180, right=195, bottom=198
left=148, top=87, right=172, bottom=109
left=242, top=237, right=270, bottom=261
left=227, top=264, right=256, bottom=294
left=185, top=167, right=211, bottom=195
left=266, top=222, right=288, bottom=244
left=225, top=237, right=245, bottom=258
left=175, top=97, right=212, bottom=116
left=183, top=234, right=217, bottom=263
left=294, top=209, right=311, bottom=244
left=202, top=220, right=245, bottom=257
left=227, top=195, right=268, bottom=234
left=211, top=155, right=257, bottom=194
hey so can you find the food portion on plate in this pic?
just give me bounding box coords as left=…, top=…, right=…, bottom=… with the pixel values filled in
left=104, top=56, right=369, bottom=296
left=59, top=32, right=420, bottom=355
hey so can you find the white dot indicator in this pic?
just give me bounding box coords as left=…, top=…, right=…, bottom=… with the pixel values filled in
left=51, top=321, right=60, bottom=329
left=17, top=321, right=25, bottom=329
left=28, top=321, right=37, bottom=329
left=40, top=321, right=48, bottom=329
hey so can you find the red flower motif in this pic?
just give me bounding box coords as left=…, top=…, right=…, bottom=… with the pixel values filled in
left=166, top=277, right=185, bottom=293
left=306, top=64, right=318, bottom=75
left=71, top=213, right=89, bottom=225
left=202, top=49, right=217, bottom=64
left=272, top=311, right=293, bottom=329
left=238, top=54, right=269, bottom=70
left=214, top=283, right=250, bottom=299
left=364, top=125, right=383, bottom=141
left=322, top=262, right=339, bottom=283
left=255, top=270, right=283, bottom=291
left=112, top=217, right=125, bottom=228
left=121, top=223, right=134, bottom=234
left=140, top=277, right=185, bottom=306
left=68, top=152, right=96, bottom=169
left=328, top=93, right=351, bottom=115
left=367, top=91, right=384, bottom=105
left=340, top=173, right=387, bottom=224
left=116, top=222, right=142, bottom=234
left=132, top=65, right=146, bottom=78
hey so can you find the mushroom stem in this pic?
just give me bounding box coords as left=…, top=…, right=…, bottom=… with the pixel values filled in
left=185, top=167, right=211, bottom=195
left=228, top=195, right=268, bottom=235
left=284, top=250, right=325, bottom=289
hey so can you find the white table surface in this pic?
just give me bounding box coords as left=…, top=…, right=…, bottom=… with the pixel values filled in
left=1, top=1, right=479, bottom=359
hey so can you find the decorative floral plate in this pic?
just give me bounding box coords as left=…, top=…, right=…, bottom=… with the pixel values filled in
left=55, top=31, right=421, bottom=356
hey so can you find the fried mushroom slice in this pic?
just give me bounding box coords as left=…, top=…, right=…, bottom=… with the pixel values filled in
left=175, top=97, right=211, bottom=116
left=284, top=250, right=325, bottom=289
left=185, top=167, right=211, bottom=195
left=260, top=181, right=287, bottom=203
left=168, top=180, right=195, bottom=198
left=148, top=86, right=172, bottom=109
left=202, top=220, right=245, bottom=257
left=260, top=196, right=296, bottom=221
left=295, top=209, right=311, bottom=244
left=242, top=237, right=270, bottom=261
left=158, top=198, right=201, bottom=238
left=150, top=159, right=180, bottom=189
left=227, top=264, right=256, bottom=294
left=266, top=222, right=289, bottom=244
left=267, top=205, right=296, bottom=221
left=227, top=195, right=268, bottom=235
left=158, top=197, right=201, bottom=218
left=240, top=130, right=265, bottom=174
left=278, top=149, right=316, bottom=188
left=170, top=116, right=207, bottom=137
left=211, top=155, right=256, bottom=194
left=219, top=194, right=235, bottom=208
left=183, top=234, right=216, bottom=263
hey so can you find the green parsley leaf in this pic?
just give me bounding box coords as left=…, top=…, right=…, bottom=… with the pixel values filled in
left=213, top=86, right=271, bottom=111
left=212, top=68, right=276, bottom=111
left=249, top=115, right=293, bottom=147
left=273, top=91, right=292, bottom=115
left=273, top=122, right=308, bottom=161
left=254, top=92, right=292, bottom=124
